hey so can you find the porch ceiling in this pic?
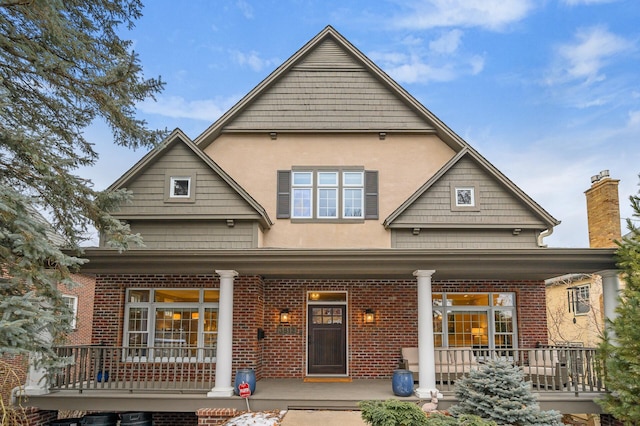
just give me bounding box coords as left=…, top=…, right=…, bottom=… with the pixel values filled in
left=78, top=248, right=617, bottom=281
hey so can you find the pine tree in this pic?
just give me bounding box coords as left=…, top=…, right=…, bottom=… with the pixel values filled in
left=450, top=359, right=563, bottom=426
left=0, top=0, right=164, bottom=370
left=598, top=175, right=640, bottom=424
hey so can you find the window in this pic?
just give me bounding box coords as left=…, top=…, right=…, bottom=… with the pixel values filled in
left=568, top=285, right=590, bottom=315
left=62, top=295, right=78, bottom=329
left=277, top=169, right=377, bottom=220
left=455, top=188, right=474, bottom=206
left=432, top=292, right=517, bottom=352
left=450, top=184, right=480, bottom=211
left=170, top=177, right=191, bottom=197
left=165, top=171, right=196, bottom=202
left=124, top=289, right=219, bottom=361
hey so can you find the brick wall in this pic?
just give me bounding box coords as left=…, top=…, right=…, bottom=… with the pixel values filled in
left=92, top=275, right=548, bottom=381
left=261, top=278, right=549, bottom=378
left=60, top=273, right=96, bottom=345
left=585, top=175, right=621, bottom=248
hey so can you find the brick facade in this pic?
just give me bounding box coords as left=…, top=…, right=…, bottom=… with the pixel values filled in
left=91, top=274, right=549, bottom=382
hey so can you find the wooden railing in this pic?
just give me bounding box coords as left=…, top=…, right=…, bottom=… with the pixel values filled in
left=433, top=347, right=605, bottom=394
left=52, top=345, right=216, bottom=392
left=50, top=345, right=605, bottom=395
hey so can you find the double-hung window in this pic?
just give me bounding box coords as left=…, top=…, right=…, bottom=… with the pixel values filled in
left=568, top=285, right=590, bottom=315
left=124, top=288, right=219, bottom=362
left=279, top=168, right=376, bottom=220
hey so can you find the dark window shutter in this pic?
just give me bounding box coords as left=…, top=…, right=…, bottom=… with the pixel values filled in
left=364, top=170, right=378, bottom=220
left=277, top=170, right=291, bottom=218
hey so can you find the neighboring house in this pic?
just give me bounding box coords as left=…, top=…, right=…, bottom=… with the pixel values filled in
left=26, top=26, right=620, bottom=423
left=546, top=171, right=623, bottom=348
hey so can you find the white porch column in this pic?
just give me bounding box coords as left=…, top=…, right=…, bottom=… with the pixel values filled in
left=208, top=269, right=238, bottom=397
left=599, top=269, right=621, bottom=327
left=413, top=270, right=439, bottom=398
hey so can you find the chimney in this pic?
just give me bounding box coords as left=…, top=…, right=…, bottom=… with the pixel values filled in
left=585, top=170, right=621, bottom=248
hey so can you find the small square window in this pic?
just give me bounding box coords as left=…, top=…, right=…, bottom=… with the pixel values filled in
left=451, top=184, right=480, bottom=211
left=171, top=177, right=191, bottom=198
left=455, top=187, right=474, bottom=206
left=165, top=172, right=196, bottom=203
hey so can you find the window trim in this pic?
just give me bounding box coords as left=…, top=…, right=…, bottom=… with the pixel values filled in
left=450, top=183, right=480, bottom=212
left=62, top=295, right=78, bottom=329
left=280, top=167, right=375, bottom=222
left=165, top=171, right=197, bottom=203
left=568, top=285, right=590, bottom=315
left=123, top=288, right=219, bottom=362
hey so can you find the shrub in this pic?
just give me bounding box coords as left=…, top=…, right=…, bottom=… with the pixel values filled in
left=358, top=400, right=497, bottom=426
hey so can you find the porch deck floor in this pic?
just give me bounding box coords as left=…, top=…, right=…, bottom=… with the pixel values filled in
left=27, top=379, right=604, bottom=414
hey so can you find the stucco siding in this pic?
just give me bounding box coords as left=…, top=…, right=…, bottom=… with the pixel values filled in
left=392, top=228, right=540, bottom=249
left=128, top=220, right=257, bottom=249
left=206, top=133, right=456, bottom=248
left=393, top=156, right=546, bottom=227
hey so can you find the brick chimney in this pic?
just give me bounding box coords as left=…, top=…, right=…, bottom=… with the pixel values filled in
left=585, top=170, right=621, bottom=248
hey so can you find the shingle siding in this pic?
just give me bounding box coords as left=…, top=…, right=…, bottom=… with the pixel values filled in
left=393, top=156, right=546, bottom=227
left=115, top=142, right=259, bottom=218
left=129, top=220, right=258, bottom=249
left=224, top=40, right=433, bottom=132
left=392, top=228, right=540, bottom=249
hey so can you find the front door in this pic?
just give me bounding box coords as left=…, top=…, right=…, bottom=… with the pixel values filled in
left=308, top=305, right=347, bottom=375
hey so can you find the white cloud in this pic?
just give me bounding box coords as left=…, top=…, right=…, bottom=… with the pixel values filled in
left=470, top=54, right=486, bottom=75
left=429, top=30, right=464, bottom=54
left=231, top=50, right=279, bottom=72
left=549, top=26, right=633, bottom=85
left=236, top=0, right=254, bottom=19
left=386, top=60, right=456, bottom=84
left=392, top=0, right=535, bottom=31
left=628, top=110, right=640, bottom=127
left=137, top=95, right=239, bottom=121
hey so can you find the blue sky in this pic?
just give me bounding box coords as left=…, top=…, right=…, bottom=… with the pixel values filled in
left=82, top=0, right=640, bottom=248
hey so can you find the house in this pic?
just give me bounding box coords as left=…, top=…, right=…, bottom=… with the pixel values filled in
left=25, top=26, right=620, bottom=425
left=546, top=171, right=622, bottom=348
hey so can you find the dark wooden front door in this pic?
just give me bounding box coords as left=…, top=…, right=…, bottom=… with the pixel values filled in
left=308, top=305, right=347, bottom=375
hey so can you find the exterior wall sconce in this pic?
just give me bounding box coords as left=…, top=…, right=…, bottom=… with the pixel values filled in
left=269, top=132, right=277, bottom=140
left=279, top=309, right=290, bottom=324
left=364, top=309, right=375, bottom=324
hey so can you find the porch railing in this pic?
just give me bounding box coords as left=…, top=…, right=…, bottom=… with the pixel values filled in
left=50, top=345, right=605, bottom=395
left=433, top=347, right=605, bottom=394
left=52, top=345, right=216, bottom=392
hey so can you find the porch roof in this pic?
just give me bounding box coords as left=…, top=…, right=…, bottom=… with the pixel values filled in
left=78, top=247, right=617, bottom=281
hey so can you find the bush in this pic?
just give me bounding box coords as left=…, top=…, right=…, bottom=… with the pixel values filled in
left=358, top=400, right=497, bottom=426
left=359, top=399, right=429, bottom=426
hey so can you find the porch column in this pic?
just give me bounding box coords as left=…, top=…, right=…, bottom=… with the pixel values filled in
left=413, top=270, right=440, bottom=398
left=208, top=270, right=238, bottom=398
left=600, top=270, right=621, bottom=328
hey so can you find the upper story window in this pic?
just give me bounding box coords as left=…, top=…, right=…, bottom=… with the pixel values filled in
left=451, top=183, right=480, bottom=212
left=278, top=168, right=378, bottom=221
left=171, top=177, right=191, bottom=198
left=568, top=285, right=590, bottom=315
left=165, top=171, right=196, bottom=203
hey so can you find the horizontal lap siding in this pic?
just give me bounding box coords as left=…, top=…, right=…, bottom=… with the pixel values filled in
left=395, top=157, right=546, bottom=226
left=116, top=143, right=259, bottom=218
left=130, top=221, right=257, bottom=249
left=393, top=228, right=540, bottom=249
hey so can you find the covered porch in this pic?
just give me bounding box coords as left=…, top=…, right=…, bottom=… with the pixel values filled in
left=29, top=345, right=607, bottom=415
left=29, top=377, right=605, bottom=415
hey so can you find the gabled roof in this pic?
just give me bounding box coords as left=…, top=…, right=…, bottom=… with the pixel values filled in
left=194, top=25, right=469, bottom=151
left=108, top=129, right=272, bottom=229
left=383, top=148, right=560, bottom=230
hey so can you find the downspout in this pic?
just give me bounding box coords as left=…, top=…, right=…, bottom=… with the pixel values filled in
left=537, top=228, right=553, bottom=248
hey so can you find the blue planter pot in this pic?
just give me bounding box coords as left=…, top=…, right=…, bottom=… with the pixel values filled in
left=392, top=369, right=414, bottom=397
left=96, top=371, right=109, bottom=382
left=234, top=368, right=256, bottom=395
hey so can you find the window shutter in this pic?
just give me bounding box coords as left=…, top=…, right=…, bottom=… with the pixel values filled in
left=277, top=170, right=291, bottom=218
left=364, top=170, right=378, bottom=220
